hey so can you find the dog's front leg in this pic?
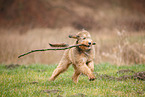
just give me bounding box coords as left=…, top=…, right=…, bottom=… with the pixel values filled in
left=49, top=59, right=71, bottom=81
left=87, top=61, right=94, bottom=72
left=76, top=63, right=95, bottom=81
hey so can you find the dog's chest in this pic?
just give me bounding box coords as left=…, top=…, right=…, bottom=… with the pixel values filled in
left=68, top=48, right=94, bottom=64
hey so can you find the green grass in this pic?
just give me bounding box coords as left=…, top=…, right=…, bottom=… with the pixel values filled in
left=0, top=64, right=145, bottom=97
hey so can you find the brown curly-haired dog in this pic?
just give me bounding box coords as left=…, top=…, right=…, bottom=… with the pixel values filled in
left=49, top=30, right=95, bottom=83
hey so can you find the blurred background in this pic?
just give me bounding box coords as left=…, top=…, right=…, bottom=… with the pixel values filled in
left=0, top=0, right=145, bottom=65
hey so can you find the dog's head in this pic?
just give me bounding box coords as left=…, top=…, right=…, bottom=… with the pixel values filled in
left=69, top=30, right=93, bottom=50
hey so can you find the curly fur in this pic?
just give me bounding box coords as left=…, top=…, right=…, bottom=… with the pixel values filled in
left=49, top=30, right=95, bottom=83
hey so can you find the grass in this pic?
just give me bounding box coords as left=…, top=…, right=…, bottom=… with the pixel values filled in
left=0, top=64, right=145, bottom=97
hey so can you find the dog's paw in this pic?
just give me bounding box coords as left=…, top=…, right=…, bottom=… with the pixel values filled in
left=89, top=77, right=96, bottom=81
left=48, top=77, right=55, bottom=81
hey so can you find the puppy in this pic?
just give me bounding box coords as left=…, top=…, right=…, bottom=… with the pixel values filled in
left=49, top=30, right=95, bottom=83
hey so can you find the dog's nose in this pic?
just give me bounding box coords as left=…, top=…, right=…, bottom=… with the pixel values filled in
left=88, top=42, right=91, bottom=45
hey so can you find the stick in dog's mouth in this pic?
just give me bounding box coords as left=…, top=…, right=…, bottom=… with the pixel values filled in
left=49, top=42, right=96, bottom=47
left=18, top=43, right=96, bottom=58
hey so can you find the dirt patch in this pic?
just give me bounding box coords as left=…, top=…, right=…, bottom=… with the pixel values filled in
left=41, top=89, right=62, bottom=94
left=37, top=69, right=46, bottom=72
left=99, top=74, right=116, bottom=80
left=116, top=69, right=135, bottom=74
left=5, top=64, right=20, bottom=69
left=69, top=93, right=86, bottom=97
left=95, top=70, right=145, bottom=81
left=136, top=91, right=144, bottom=94
left=29, top=81, right=38, bottom=84
left=133, top=71, right=145, bottom=80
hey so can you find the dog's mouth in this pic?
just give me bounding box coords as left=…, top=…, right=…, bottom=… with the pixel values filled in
left=78, top=44, right=92, bottom=50
left=83, top=44, right=92, bottom=50
left=78, top=41, right=94, bottom=50
left=87, top=45, right=92, bottom=49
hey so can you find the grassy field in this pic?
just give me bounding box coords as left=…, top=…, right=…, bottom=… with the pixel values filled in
left=0, top=64, right=145, bottom=97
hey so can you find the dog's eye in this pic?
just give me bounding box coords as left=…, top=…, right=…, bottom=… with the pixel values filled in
left=83, top=37, right=86, bottom=39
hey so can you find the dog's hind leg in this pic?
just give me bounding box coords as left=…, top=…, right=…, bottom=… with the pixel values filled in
left=49, top=59, right=71, bottom=81
left=72, top=70, right=80, bottom=83
left=49, top=51, right=71, bottom=81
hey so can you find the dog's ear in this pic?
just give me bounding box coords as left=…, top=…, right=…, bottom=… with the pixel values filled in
left=69, top=35, right=80, bottom=39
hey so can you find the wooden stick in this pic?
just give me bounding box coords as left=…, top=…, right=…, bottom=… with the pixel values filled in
left=18, top=44, right=92, bottom=58
left=49, top=43, right=69, bottom=47
left=49, top=42, right=96, bottom=47
left=69, top=35, right=79, bottom=39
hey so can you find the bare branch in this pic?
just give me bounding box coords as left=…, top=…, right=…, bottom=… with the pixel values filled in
left=18, top=44, right=95, bottom=58
left=49, top=42, right=96, bottom=47
left=49, top=43, right=69, bottom=47
left=69, top=35, right=79, bottom=39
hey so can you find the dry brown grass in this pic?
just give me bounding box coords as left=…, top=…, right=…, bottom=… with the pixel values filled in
left=0, top=27, right=144, bottom=65
left=94, top=29, right=145, bottom=65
